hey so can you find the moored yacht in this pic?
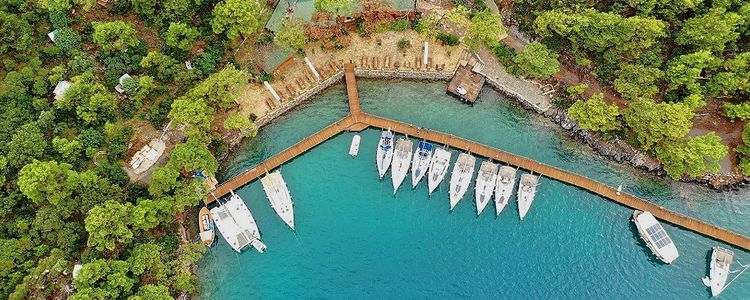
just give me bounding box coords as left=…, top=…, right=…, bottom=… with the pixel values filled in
left=494, top=166, right=516, bottom=216
left=427, top=147, right=452, bottom=195
left=260, top=170, right=295, bottom=231
left=632, top=210, right=678, bottom=264
left=349, top=134, right=360, bottom=157
left=210, top=202, right=248, bottom=252
left=703, top=246, right=733, bottom=297
left=391, top=137, right=413, bottom=193
left=449, top=152, right=475, bottom=210
left=228, top=191, right=267, bottom=253
left=474, top=160, right=498, bottom=216
left=376, top=129, right=394, bottom=179
left=411, top=140, right=433, bottom=188
left=517, top=174, right=538, bottom=220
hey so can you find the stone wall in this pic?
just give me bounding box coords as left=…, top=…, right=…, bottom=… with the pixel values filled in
left=354, top=69, right=453, bottom=80
left=482, top=77, right=547, bottom=113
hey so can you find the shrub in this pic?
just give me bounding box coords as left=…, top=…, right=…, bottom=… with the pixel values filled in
left=49, top=11, right=71, bottom=28
left=723, top=102, right=750, bottom=121
left=68, top=52, right=98, bottom=75
left=55, top=27, right=81, bottom=54
left=397, top=39, right=411, bottom=50
left=390, top=18, right=409, bottom=32
left=121, top=76, right=139, bottom=95
left=437, top=33, right=460, bottom=46
left=513, top=42, right=560, bottom=79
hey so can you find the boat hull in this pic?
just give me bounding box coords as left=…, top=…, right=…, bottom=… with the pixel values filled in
left=391, top=138, right=413, bottom=193
left=376, top=130, right=394, bottom=179
left=449, top=153, right=475, bottom=210
left=494, top=166, right=516, bottom=216
left=632, top=210, right=679, bottom=264
left=261, top=171, right=295, bottom=231
left=198, top=207, right=214, bottom=247
left=411, top=142, right=433, bottom=188
left=475, top=161, right=498, bottom=216
left=427, top=148, right=452, bottom=195
left=517, top=174, right=538, bottom=220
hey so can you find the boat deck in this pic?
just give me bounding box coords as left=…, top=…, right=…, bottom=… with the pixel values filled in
left=207, top=63, right=750, bottom=251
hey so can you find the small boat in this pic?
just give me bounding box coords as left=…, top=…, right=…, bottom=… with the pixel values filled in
left=376, top=129, right=394, bottom=179
left=427, top=147, right=452, bottom=195
left=494, top=166, right=516, bottom=216
left=391, top=137, right=413, bottom=193
left=703, top=246, right=733, bottom=297
left=198, top=207, right=215, bottom=247
left=260, top=170, right=295, bottom=231
left=349, top=134, right=360, bottom=157
left=517, top=174, right=538, bottom=220
left=411, top=140, right=433, bottom=188
left=449, top=153, right=475, bottom=210
left=632, top=210, right=679, bottom=264
left=474, top=161, right=498, bottom=216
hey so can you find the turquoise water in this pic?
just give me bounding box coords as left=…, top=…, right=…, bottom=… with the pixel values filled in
left=202, top=80, right=750, bottom=299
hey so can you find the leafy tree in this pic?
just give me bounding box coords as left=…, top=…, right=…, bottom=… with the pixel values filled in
left=128, top=243, right=168, bottom=280
left=211, top=0, right=263, bottom=39
left=172, top=180, right=206, bottom=212
left=567, top=93, right=620, bottom=133
left=84, top=200, right=135, bottom=251
left=148, top=166, right=181, bottom=197
left=69, top=170, right=125, bottom=214
left=55, top=27, right=81, bottom=54
left=0, top=11, right=33, bottom=56
left=68, top=52, right=98, bottom=75
left=168, top=139, right=218, bottom=174
left=623, top=99, right=694, bottom=150
left=415, top=14, right=441, bottom=39
left=131, top=0, right=158, bottom=21
left=614, top=64, right=663, bottom=100
left=566, top=84, right=588, bottom=97
left=314, top=0, right=355, bottom=14
left=168, top=96, right=213, bottom=140
left=164, top=22, right=200, bottom=52
left=78, top=91, right=118, bottom=125
left=723, top=102, right=750, bottom=121
left=224, top=112, right=258, bottom=137
left=6, top=123, right=48, bottom=169
left=665, top=50, right=721, bottom=93
left=18, top=160, right=75, bottom=206
left=275, top=18, right=307, bottom=52
left=464, top=9, right=505, bottom=49
left=172, top=272, right=198, bottom=294
left=140, top=51, right=182, bottom=83
left=512, top=42, right=559, bottom=79
left=737, top=123, right=750, bottom=175
left=188, top=65, right=246, bottom=109
left=675, top=8, right=743, bottom=54
left=655, top=133, right=728, bottom=179
left=71, top=259, right=135, bottom=299
left=52, top=137, right=83, bottom=163
left=0, top=156, right=7, bottom=185
left=128, top=284, right=173, bottom=300
left=131, top=198, right=173, bottom=231
left=163, top=0, right=193, bottom=22
left=92, top=21, right=139, bottom=52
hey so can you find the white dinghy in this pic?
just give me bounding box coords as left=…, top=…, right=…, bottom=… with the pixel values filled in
left=494, top=166, right=516, bottom=216
left=703, top=246, right=733, bottom=297
left=391, top=137, right=413, bottom=193
left=260, top=170, right=295, bottom=231
left=376, top=129, right=394, bottom=179
left=411, top=140, right=433, bottom=188
left=349, top=134, right=360, bottom=157
left=517, top=174, right=538, bottom=221
left=449, top=152, right=476, bottom=210
left=632, top=210, right=678, bottom=264
left=427, top=147, right=452, bottom=195
left=474, top=160, right=498, bottom=216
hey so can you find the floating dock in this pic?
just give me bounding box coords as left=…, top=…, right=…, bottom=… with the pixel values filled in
left=207, top=64, right=750, bottom=251
left=447, top=62, right=484, bottom=103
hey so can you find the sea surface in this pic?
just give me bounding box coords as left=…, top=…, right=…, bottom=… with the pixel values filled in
left=201, top=80, right=750, bottom=299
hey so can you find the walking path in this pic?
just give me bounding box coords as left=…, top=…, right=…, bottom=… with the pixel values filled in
left=209, top=64, right=750, bottom=251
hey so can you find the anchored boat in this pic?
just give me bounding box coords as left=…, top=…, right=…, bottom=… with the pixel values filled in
left=494, top=166, right=516, bottom=216
left=391, top=137, right=413, bottom=193
left=349, top=134, right=360, bottom=157
left=411, top=140, right=433, bottom=188
left=517, top=174, right=538, bottom=220
left=376, top=129, right=394, bottom=179
left=260, top=170, right=295, bottom=231
left=449, top=153, right=476, bottom=210
left=632, top=210, right=678, bottom=264
left=209, top=192, right=266, bottom=253
left=198, top=207, right=215, bottom=247
left=474, top=161, right=498, bottom=216
left=703, top=246, right=733, bottom=297
left=427, top=147, right=452, bottom=195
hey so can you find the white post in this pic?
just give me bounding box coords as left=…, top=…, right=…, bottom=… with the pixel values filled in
left=263, top=81, right=281, bottom=103
left=304, top=57, right=321, bottom=81
left=423, top=41, right=429, bottom=68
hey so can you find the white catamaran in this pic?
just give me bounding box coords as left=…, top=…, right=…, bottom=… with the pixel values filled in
left=427, top=147, right=452, bottom=195
left=210, top=191, right=267, bottom=253
left=703, top=246, right=733, bottom=297
left=632, top=210, right=679, bottom=264
left=449, top=153, right=476, bottom=210
left=517, top=174, right=538, bottom=220
left=474, top=160, right=498, bottom=216
left=376, top=129, right=394, bottom=179
left=260, top=170, right=295, bottom=231
left=391, top=137, right=413, bottom=193
left=411, top=141, right=433, bottom=188
left=494, top=166, right=516, bottom=216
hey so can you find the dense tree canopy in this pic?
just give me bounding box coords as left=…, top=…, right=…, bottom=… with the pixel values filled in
left=623, top=99, right=694, bottom=150
left=275, top=18, right=308, bottom=52
left=211, top=0, right=263, bottom=39
left=675, top=8, right=744, bottom=54
left=464, top=10, right=505, bottom=49
left=512, top=42, right=559, bottom=79
left=567, top=93, right=620, bottom=133
left=164, top=22, right=200, bottom=52
left=614, top=64, right=664, bottom=100
left=92, top=21, right=140, bottom=52
left=655, top=133, right=728, bottom=179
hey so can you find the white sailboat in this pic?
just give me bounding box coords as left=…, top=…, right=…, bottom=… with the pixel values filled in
left=227, top=191, right=266, bottom=253
left=411, top=140, right=433, bottom=188
left=494, top=166, right=516, bottom=216
left=632, top=210, right=678, bottom=264
left=517, top=174, right=538, bottom=220
left=427, top=147, right=452, bottom=195
left=449, top=152, right=475, bottom=210
left=376, top=129, right=394, bottom=179
left=391, top=137, right=413, bottom=193
left=260, top=170, right=295, bottom=231
left=702, top=246, right=733, bottom=297
left=474, top=160, right=498, bottom=216
left=210, top=203, right=247, bottom=253
left=349, top=134, right=360, bottom=157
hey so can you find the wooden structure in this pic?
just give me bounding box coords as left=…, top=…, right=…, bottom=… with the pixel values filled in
left=447, top=63, right=484, bottom=103
left=208, top=64, right=750, bottom=251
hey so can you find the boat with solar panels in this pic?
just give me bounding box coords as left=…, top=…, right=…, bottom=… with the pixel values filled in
left=411, top=140, right=433, bottom=188
left=391, top=137, right=413, bottom=193
left=376, top=129, right=394, bottom=179
left=632, top=210, right=679, bottom=264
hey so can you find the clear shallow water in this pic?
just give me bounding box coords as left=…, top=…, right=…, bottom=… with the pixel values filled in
left=203, top=80, right=750, bottom=299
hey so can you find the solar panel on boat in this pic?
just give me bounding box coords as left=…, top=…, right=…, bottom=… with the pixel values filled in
left=645, top=224, right=673, bottom=249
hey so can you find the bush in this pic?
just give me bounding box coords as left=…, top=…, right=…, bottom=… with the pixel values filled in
left=55, top=28, right=81, bottom=54
left=108, top=0, right=132, bottom=15
left=68, top=52, right=98, bottom=75
left=397, top=39, right=411, bottom=50
left=49, top=11, right=71, bottom=28
left=723, top=102, right=750, bottom=121
left=513, top=42, right=560, bottom=79
left=121, top=76, right=139, bottom=95
left=41, top=46, right=63, bottom=60
left=437, top=33, right=460, bottom=46
left=390, top=18, right=409, bottom=32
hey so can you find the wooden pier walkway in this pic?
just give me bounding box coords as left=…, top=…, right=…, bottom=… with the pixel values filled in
left=209, top=64, right=750, bottom=251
